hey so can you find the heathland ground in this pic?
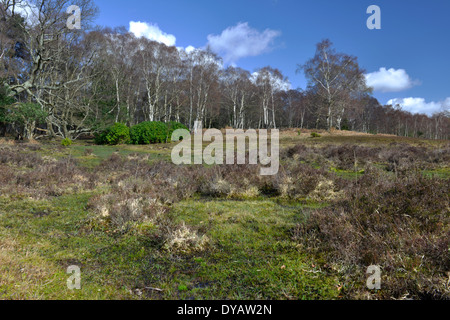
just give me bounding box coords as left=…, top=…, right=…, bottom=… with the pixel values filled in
left=0, top=129, right=448, bottom=300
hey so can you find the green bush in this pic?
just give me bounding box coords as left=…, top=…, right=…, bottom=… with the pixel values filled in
left=167, top=121, right=189, bottom=141
left=4, top=103, right=47, bottom=139
left=61, top=138, right=73, bottom=146
left=95, top=123, right=130, bottom=145
left=0, top=88, right=15, bottom=123
left=310, top=132, right=321, bottom=138
left=130, top=121, right=169, bottom=145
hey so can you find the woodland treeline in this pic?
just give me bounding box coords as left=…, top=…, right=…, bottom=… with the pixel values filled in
left=1, top=0, right=449, bottom=140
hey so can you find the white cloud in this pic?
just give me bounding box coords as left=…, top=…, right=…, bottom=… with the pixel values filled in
left=129, top=21, right=176, bottom=47
left=387, top=97, right=450, bottom=116
left=365, top=68, right=418, bottom=93
left=177, top=45, right=196, bottom=54
left=207, top=22, right=281, bottom=64
left=185, top=45, right=196, bottom=54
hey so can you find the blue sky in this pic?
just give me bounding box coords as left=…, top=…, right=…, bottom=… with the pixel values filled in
left=93, top=0, right=450, bottom=115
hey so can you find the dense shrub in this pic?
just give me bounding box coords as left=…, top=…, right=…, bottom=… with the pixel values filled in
left=95, top=123, right=130, bottom=145
left=130, top=121, right=169, bottom=144
left=167, top=121, right=189, bottom=141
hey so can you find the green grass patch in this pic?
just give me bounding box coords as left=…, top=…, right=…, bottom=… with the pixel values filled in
left=0, top=195, right=340, bottom=299
left=422, top=167, right=450, bottom=179
left=330, top=167, right=365, bottom=180
left=0, top=193, right=141, bottom=299
left=167, top=199, right=340, bottom=299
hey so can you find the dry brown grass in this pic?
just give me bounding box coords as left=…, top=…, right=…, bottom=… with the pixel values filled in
left=163, top=222, right=210, bottom=254
left=282, top=128, right=397, bottom=139
left=0, top=138, right=15, bottom=145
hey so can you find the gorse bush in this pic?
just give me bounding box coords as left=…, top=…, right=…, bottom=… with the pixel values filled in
left=130, top=121, right=169, bottom=144
left=95, top=123, right=130, bottom=145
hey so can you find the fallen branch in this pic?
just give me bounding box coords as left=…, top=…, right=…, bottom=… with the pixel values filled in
left=144, top=287, right=163, bottom=292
